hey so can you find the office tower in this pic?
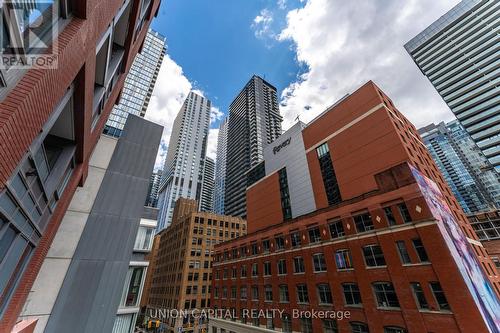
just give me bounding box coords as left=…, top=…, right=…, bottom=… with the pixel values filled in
left=419, top=121, right=500, bottom=213
left=214, top=118, right=228, bottom=214
left=144, top=198, right=246, bottom=333
left=17, top=116, right=162, bottom=333
left=468, top=210, right=500, bottom=269
left=200, top=157, right=215, bottom=212
left=146, top=169, right=163, bottom=207
left=104, top=29, right=166, bottom=137
left=0, top=0, right=160, bottom=331
left=211, top=82, right=500, bottom=333
left=405, top=0, right=500, bottom=171
left=157, top=91, right=212, bottom=230
left=225, top=75, right=283, bottom=217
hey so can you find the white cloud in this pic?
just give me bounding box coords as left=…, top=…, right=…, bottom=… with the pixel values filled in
left=210, top=106, right=224, bottom=124
left=206, top=128, right=219, bottom=161
left=277, top=0, right=287, bottom=10
left=277, top=0, right=460, bottom=130
left=252, top=9, right=275, bottom=39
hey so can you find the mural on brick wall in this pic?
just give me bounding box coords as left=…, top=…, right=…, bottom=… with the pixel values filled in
left=410, top=165, right=500, bottom=333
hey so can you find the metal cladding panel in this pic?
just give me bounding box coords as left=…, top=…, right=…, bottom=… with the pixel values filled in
left=263, top=122, right=316, bottom=218
left=45, top=115, right=163, bottom=333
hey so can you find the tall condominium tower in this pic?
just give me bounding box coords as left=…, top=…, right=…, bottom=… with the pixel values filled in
left=420, top=121, right=499, bottom=214
left=225, top=75, right=283, bottom=217
left=200, top=157, right=215, bottom=212
left=214, top=118, right=228, bottom=214
left=146, top=169, right=163, bottom=208
left=405, top=0, right=500, bottom=171
left=0, top=0, right=161, bottom=330
left=104, top=29, right=166, bottom=137
left=157, top=92, right=211, bottom=230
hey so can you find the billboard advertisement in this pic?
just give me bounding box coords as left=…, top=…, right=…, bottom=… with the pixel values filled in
left=410, top=165, right=500, bottom=332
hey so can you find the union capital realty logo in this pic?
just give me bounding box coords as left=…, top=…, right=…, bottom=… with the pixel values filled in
left=0, top=0, right=59, bottom=69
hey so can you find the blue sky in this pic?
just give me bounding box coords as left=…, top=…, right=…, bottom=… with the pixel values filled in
left=145, top=0, right=460, bottom=167
left=151, top=0, right=307, bottom=130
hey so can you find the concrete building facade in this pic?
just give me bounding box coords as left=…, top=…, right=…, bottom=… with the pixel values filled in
left=104, top=29, right=166, bottom=137
left=0, top=1, right=161, bottom=331
left=200, top=157, right=215, bottom=213
left=157, top=92, right=212, bottom=231
left=145, top=198, right=246, bottom=333
left=405, top=0, right=500, bottom=171
left=225, top=75, right=282, bottom=218
left=146, top=169, right=163, bottom=208
left=211, top=82, right=500, bottom=333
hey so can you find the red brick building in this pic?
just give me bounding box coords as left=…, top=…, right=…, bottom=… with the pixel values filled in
left=0, top=1, right=161, bottom=331
left=211, top=82, right=500, bottom=333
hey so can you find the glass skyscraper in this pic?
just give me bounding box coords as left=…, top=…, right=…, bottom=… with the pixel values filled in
left=405, top=0, right=500, bottom=172
left=419, top=121, right=499, bottom=214
left=104, top=29, right=166, bottom=137
left=225, top=75, right=283, bottom=217
left=156, top=91, right=212, bottom=231
left=213, top=117, right=228, bottom=215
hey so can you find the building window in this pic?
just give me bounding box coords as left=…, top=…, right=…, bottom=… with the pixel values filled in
left=396, top=241, right=411, bottom=264
left=294, top=256, right=305, bottom=273
left=362, top=245, right=386, bottom=267
left=323, top=319, right=338, bottom=333
left=262, top=239, right=270, bottom=253
left=430, top=282, right=450, bottom=311
left=317, top=283, right=333, bottom=304
left=410, top=282, right=429, bottom=310
left=266, top=317, right=274, bottom=330
left=120, top=266, right=145, bottom=308
left=265, top=285, right=273, bottom=302
left=241, top=265, right=247, bottom=278
left=383, top=207, right=397, bottom=226
left=252, top=263, right=258, bottom=277
left=329, top=219, right=345, bottom=238
left=308, top=226, right=321, bottom=243
left=412, top=239, right=429, bottom=262
left=316, top=143, right=342, bottom=205
left=335, top=249, right=353, bottom=270
left=296, top=284, right=309, bottom=303
left=231, top=286, right=237, bottom=299
left=252, top=285, right=259, bottom=300
left=291, top=231, right=301, bottom=247
left=398, top=203, right=412, bottom=223
left=384, top=327, right=407, bottom=333
left=343, top=283, right=362, bottom=306
left=282, top=315, right=292, bottom=333
left=350, top=322, right=369, bottom=333
left=222, top=287, right=227, bottom=298
left=264, top=261, right=272, bottom=276
left=251, top=243, right=258, bottom=255
left=279, top=285, right=289, bottom=303
left=353, top=213, right=374, bottom=233
left=278, top=259, right=287, bottom=275
left=278, top=168, right=292, bottom=220
left=372, top=282, right=400, bottom=308
left=112, top=313, right=136, bottom=333
left=313, top=253, right=327, bottom=272
left=275, top=235, right=285, bottom=250
left=300, top=318, right=313, bottom=333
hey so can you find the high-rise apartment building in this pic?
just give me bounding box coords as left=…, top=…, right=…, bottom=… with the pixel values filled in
left=225, top=75, right=282, bottom=217
left=146, top=169, right=163, bottom=208
left=0, top=1, right=161, bottom=331
left=104, top=29, right=166, bottom=137
left=405, top=0, right=500, bottom=171
left=468, top=210, right=500, bottom=270
left=211, top=82, right=500, bottom=333
left=214, top=118, right=228, bottom=215
left=419, top=121, right=499, bottom=213
left=200, top=157, right=215, bottom=212
left=145, top=198, right=246, bottom=333
left=157, top=91, right=212, bottom=230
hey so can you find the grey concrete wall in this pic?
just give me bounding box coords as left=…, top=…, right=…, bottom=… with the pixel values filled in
left=44, top=115, right=162, bottom=333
